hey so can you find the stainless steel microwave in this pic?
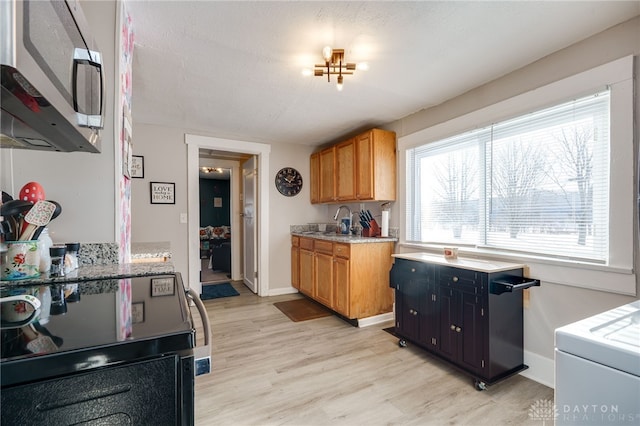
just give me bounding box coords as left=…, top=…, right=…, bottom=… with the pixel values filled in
left=0, top=0, right=104, bottom=153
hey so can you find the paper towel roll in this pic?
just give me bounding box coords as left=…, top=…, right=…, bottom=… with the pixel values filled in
left=381, top=211, right=389, bottom=237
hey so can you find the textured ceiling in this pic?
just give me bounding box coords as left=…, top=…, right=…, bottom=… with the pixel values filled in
left=126, top=1, right=639, bottom=148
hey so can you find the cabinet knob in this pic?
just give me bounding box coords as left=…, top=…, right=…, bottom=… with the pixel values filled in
left=411, top=268, right=416, bottom=272
left=413, top=310, right=418, bottom=316
left=452, top=276, right=459, bottom=282
left=409, top=309, right=414, bottom=314
left=450, top=324, right=456, bottom=330
left=455, top=327, right=461, bottom=333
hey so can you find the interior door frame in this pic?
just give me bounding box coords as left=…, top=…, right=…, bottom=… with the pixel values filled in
left=186, top=134, right=270, bottom=297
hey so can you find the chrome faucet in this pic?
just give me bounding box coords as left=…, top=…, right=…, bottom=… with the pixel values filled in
left=333, top=205, right=352, bottom=233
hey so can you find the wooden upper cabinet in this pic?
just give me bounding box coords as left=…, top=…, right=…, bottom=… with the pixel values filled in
left=356, top=129, right=396, bottom=201
left=310, top=128, right=396, bottom=204
left=319, top=147, right=336, bottom=203
left=310, top=152, right=320, bottom=204
left=336, top=138, right=356, bottom=201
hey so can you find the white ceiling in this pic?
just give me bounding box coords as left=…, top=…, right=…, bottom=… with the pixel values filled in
left=126, top=1, right=639, bottom=148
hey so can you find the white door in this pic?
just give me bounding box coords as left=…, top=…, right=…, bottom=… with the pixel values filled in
left=242, top=156, right=257, bottom=293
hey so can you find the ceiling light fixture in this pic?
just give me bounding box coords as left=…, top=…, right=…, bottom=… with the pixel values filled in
left=312, top=46, right=363, bottom=91
left=200, top=167, right=223, bottom=174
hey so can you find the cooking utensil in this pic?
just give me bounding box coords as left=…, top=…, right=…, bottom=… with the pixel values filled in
left=31, top=200, right=62, bottom=240
left=18, top=200, right=56, bottom=241
left=18, top=181, right=45, bottom=203
left=22, top=324, right=59, bottom=353
left=0, top=200, right=34, bottom=240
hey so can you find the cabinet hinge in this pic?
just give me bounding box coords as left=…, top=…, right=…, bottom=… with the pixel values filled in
left=481, top=360, right=485, bottom=368
left=481, top=307, right=484, bottom=316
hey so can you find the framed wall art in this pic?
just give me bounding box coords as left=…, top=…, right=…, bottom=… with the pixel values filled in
left=150, top=182, right=175, bottom=204
left=131, top=155, right=144, bottom=178
left=132, top=302, right=145, bottom=324
left=151, top=277, right=176, bottom=297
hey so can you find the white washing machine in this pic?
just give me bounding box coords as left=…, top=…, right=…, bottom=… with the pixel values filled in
left=555, top=300, right=640, bottom=425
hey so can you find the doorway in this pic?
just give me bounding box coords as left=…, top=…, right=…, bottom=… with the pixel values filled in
left=186, top=135, right=271, bottom=297
left=198, top=165, right=233, bottom=285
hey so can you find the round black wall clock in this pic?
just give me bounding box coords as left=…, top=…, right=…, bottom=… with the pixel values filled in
left=275, top=167, right=303, bottom=196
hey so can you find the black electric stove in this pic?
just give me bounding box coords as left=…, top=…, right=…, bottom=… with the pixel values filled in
left=1, top=273, right=196, bottom=425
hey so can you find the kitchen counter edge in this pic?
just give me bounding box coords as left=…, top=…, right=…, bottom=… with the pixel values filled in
left=393, top=252, right=525, bottom=273
left=0, top=262, right=175, bottom=287
left=291, top=232, right=397, bottom=244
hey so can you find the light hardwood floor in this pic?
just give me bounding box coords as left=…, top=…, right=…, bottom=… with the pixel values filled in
left=193, top=282, right=553, bottom=425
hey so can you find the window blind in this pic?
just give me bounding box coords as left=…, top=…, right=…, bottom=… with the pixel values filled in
left=407, top=90, right=610, bottom=263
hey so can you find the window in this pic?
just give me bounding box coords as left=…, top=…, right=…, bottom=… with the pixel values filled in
left=407, top=91, right=610, bottom=263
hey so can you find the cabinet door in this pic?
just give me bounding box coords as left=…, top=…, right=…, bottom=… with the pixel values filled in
left=355, top=131, right=373, bottom=200
left=310, top=152, right=320, bottom=204
left=299, top=249, right=314, bottom=296
left=319, top=147, right=336, bottom=202
left=438, top=286, right=484, bottom=375
left=396, top=278, right=427, bottom=344
left=336, top=138, right=356, bottom=200
left=460, top=292, right=484, bottom=374
left=291, top=245, right=300, bottom=290
left=438, top=286, right=459, bottom=360
left=315, top=252, right=333, bottom=307
left=333, top=256, right=350, bottom=317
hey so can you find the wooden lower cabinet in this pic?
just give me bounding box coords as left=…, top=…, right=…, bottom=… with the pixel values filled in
left=298, top=238, right=315, bottom=297
left=292, top=237, right=394, bottom=320
left=314, top=251, right=334, bottom=307
left=333, top=256, right=350, bottom=317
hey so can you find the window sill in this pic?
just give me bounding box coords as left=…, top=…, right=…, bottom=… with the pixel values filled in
left=398, top=242, right=636, bottom=296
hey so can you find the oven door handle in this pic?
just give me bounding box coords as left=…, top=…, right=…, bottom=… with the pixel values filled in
left=186, top=288, right=212, bottom=375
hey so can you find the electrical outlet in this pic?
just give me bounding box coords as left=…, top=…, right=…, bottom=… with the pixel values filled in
left=180, top=213, right=188, bottom=224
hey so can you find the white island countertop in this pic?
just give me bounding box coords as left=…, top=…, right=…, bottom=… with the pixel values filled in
left=392, top=252, right=525, bottom=273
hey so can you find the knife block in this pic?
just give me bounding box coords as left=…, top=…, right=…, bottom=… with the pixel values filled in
left=362, top=219, right=381, bottom=237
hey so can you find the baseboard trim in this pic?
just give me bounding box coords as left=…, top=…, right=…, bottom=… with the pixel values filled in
left=357, top=312, right=394, bottom=328
left=267, top=287, right=300, bottom=297
left=521, top=350, right=555, bottom=389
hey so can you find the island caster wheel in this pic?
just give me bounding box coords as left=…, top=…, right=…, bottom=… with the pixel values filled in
left=474, top=379, right=487, bottom=391
left=398, top=339, right=407, bottom=348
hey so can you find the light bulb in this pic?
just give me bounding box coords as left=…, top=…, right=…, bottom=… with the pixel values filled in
left=356, top=62, right=369, bottom=71
left=337, top=75, right=344, bottom=91
left=301, top=68, right=312, bottom=77
left=322, top=46, right=333, bottom=62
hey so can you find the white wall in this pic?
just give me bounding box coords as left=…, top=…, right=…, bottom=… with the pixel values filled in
left=387, top=16, right=640, bottom=387
left=130, top=124, right=188, bottom=277
left=130, top=123, right=329, bottom=293
left=0, top=1, right=117, bottom=245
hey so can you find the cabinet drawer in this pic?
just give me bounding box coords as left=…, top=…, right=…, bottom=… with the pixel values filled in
left=439, top=266, right=480, bottom=292
left=299, top=237, right=314, bottom=251
left=333, top=243, right=350, bottom=258
left=314, top=239, right=333, bottom=255
left=292, top=236, right=300, bottom=247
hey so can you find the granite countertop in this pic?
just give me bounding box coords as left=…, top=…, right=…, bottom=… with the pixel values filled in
left=0, top=262, right=175, bottom=287
left=1, top=241, right=174, bottom=287
left=392, top=252, right=525, bottom=273
left=131, top=241, right=172, bottom=260
left=291, top=231, right=398, bottom=244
